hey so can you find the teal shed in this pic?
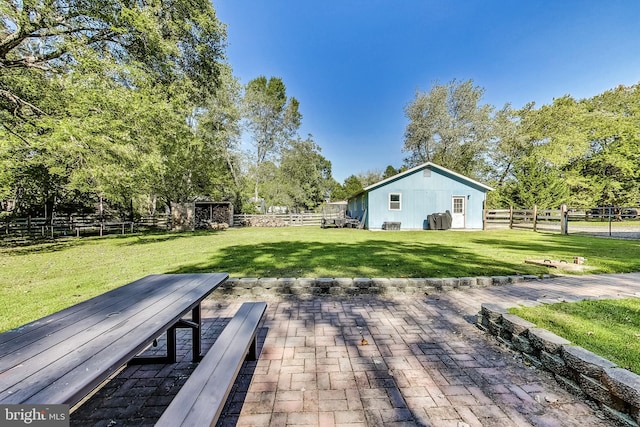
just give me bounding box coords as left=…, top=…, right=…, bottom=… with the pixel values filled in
left=347, top=162, right=493, bottom=230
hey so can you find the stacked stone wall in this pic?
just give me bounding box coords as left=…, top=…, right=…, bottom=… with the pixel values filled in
left=217, top=275, right=544, bottom=298
left=478, top=304, right=640, bottom=426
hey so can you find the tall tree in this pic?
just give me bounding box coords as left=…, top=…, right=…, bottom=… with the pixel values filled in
left=0, top=0, right=231, bottom=217
left=194, top=65, right=244, bottom=204
left=357, top=170, right=384, bottom=187
left=497, top=156, right=569, bottom=209
left=341, top=175, right=364, bottom=199
left=0, top=0, right=226, bottom=111
left=243, top=76, right=301, bottom=200
left=326, top=178, right=347, bottom=202
left=490, top=86, right=640, bottom=209
left=383, top=165, right=399, bottom=179
left=278, top=136, right=332, bottom=211
left=577, top=85, right=640, bottom=206
left=489, top=103, right=534, bottom=186
left=403, top=79, right=494, bottom=179
left=489, top=96, right=592, bottom=208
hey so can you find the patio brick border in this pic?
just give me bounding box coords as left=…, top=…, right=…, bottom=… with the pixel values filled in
left=217, top=274, right=549, bottom=298
left=477, top=303, right=640, bottom=427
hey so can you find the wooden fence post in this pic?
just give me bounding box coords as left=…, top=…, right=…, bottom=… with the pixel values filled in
left=509, top=206, right=514, bottom=229
left=560, top=204, right=568, bottom=235
left=532, top=205, right=538, bottom=232
left=482, top=201, right=487, bottom=230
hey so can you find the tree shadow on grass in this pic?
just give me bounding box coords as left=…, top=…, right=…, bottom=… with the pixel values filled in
left=2, top=230, right=225, bottom=256
left=0, top=237, right=86, bottom=256
left=165, top=239, right=550, bottom=278
left=116, top=230, right=226, bottom=246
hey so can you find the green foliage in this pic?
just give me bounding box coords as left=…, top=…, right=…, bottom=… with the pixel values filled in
left=490, top=84, right=640, bottom=208
left=342, top=175, right=365, bottom=199
left=277, top=136, right=332, bottom=211
left=357, top=170, right=384, bottom=187
left=255, top=136, right=333, bottom=212
left=498, top=157, right=569, bottom=209
left=577, top=85, right=640, bottom=206
left=0, top=0, right=241, bottom=218
left=383, top=165, right=399, bottom=179
left=511, top=298, right=640, bottom=374
left=243, top=76, right=302, bottom=201
left=326, top=179, right=349, bottom=202
left=194, top=65, right=244, bottom=200
left=403, top=79, right=494, bottom=179
left=1, top=0, right=226, bottom=107
left=490, top=103, right=533, bottom=186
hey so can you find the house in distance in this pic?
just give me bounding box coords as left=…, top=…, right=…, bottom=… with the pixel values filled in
left=347, top=162, right=493, bottom=230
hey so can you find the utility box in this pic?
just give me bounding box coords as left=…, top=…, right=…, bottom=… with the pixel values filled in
left=382, top=221, right=401, bottom=230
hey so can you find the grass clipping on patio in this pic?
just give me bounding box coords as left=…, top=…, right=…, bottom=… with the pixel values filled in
left=510, top=298, right=640, bottom=375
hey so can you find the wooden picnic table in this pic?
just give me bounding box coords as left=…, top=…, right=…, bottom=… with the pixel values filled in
left=0, top=273, right=228, bottom=406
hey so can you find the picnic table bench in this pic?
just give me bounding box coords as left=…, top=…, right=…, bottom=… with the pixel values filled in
left=0, top=273, right=228, bottom=407
left=156, top=301, right=267, bottom=426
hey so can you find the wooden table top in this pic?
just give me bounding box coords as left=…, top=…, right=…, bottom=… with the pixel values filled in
left=0, top=273, right=228, bottom=405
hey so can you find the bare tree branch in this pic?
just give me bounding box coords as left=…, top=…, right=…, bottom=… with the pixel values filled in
left=0, top=89, right=48, bottom=116
left=2, top=123, right=33, bottom=146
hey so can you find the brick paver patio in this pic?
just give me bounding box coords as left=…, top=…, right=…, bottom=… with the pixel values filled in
left=70, top=273, right=640, bottom=426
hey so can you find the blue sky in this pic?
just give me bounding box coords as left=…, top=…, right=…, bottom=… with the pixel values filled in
left=215, top=1, right=640, bottom=183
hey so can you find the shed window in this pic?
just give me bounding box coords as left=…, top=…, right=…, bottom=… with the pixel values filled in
left=389, top=193, right=401, bottom=210
left=453, top=197, right=464, bottom=214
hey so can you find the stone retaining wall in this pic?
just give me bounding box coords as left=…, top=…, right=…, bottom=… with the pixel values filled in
left=477, top=303, right=640, bottom=427
left=214, top=274, right=546, bottom=298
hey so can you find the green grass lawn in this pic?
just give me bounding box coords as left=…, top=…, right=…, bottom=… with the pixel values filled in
left=2, top=227, right=640, bottom=331
left=510, top=299, right=640, bottom=375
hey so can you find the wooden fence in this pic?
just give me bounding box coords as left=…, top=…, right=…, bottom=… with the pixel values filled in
left=483, top=206, right=567, bottom=233
left=484, top=205, right=640, bottom=235
left=1, top=212, right=324, bottom=239
left=233, top=212, right=323, bottom=227
left=2, top=215, right=170, bottom=238
left=6, top=207, right=637, bottom=239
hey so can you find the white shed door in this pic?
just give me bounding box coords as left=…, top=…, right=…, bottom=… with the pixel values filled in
left=451, top=196, right=466, bottom=228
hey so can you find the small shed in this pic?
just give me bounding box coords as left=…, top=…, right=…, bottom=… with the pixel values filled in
left=347, top=162, right=493, bottom=230
left=171, top=201, right=234, bottom=231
